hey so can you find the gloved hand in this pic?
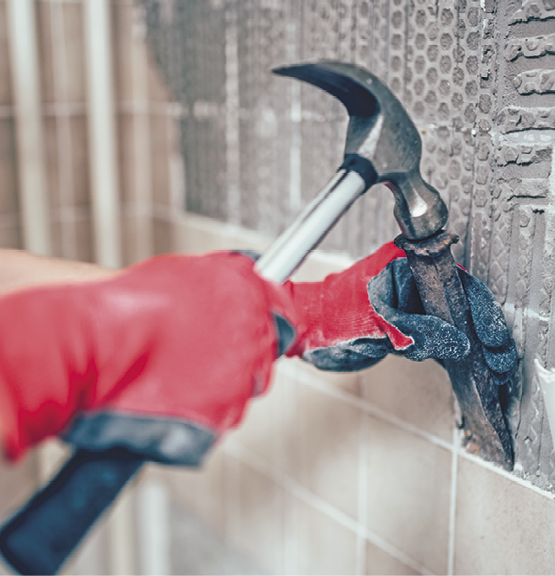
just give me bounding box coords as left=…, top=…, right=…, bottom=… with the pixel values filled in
left=0, top=252, right=300, bottom=464
left=286, top=242, right=517, bottom=383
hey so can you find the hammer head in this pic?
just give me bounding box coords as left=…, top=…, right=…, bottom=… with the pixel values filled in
left=273, top=61, right=448, bottom=240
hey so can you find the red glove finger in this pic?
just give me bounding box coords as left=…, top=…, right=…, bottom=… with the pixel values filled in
left=286, top=241, right=411, bottom=360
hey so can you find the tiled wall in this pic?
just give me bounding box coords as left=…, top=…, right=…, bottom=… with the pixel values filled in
left=160, top=214, right=555, bottom=575
left=1, top=1, right=555, bottom=575
left=0, top=0, right=179, bottom=264
left=141, top=0, right=555, bottom=490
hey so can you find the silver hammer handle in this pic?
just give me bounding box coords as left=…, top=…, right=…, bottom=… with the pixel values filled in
left=255, top=169, right=368, bottom=282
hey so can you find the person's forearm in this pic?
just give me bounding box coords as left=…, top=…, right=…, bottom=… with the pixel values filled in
left=0, top=250, right=117, bottom=296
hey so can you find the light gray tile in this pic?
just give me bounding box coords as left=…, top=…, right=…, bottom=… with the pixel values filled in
left=232, top=460, right=286, bottom=575
left=455, top=458, right=555, bottom=575
left=0, top=451, right=37, bottom=519
left=366, top=415, right=451, bottom=575
left=162, top=447, right=227, bottom=537
left=296, top=379, right=362, bottom=520
left=0, top=1, right=12, bottom=106
left=366, top=540, right=420, bottom=575
left=0, top=118, right=19, bottom=215
left=297, top=359, right=362, bottom=397
left=230, top=359, right=298, bottom=479
left=361, top=355, right=455, bottom=442
left=295, top=497, right=358, bottom=575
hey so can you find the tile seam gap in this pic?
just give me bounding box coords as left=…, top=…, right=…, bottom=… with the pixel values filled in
left=459, top=450, right=555, bottom=500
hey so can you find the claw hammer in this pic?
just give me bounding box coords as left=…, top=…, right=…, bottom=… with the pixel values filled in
left=0, top=61, right=511, bottom=575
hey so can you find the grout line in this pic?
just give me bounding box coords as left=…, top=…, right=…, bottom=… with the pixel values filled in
left=458, top=449, right=555, bottom=500
left=224, top=440, right=434, bottom=576
left=43, top=102, right=87, bottom=116
left=447, top=426, right=459, bottom=575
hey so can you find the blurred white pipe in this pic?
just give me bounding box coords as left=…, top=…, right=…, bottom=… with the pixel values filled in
left=84, top=0, right=121, bottom=269
left=6, top=0, right=51, bottom=256
left=137, top=479, right=171, bottom=575
left=108, top=487, right=136, bottom=576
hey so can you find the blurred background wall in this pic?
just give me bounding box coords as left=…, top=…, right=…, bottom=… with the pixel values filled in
left=0, top=0, right=555, bottom=574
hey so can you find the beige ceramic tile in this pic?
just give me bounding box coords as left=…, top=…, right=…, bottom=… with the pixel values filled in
left=365, top=540, right=420, bottom=575
left=0, top=451, right=37, bottom=519
left=112, top=1, right=134, bottom=103
left=0, top=118, right=18, bottom=215
left=60, top=2, right=86, bottom=104
left=150, top=113, right=171, bottom=205
left=176, top=218, right=228, bottom=254
left=230, top=358, right=298, bottom=479
left=0, top=1, right=12, bottom=106
left=121, top=213, right=142, bottom=266
left=147, top=46, right=173, bottom=104
left=162, top=445, right=227, bottom=537
left=74, top=212, right=94, bottom=264
left=36, top=1, right=55, bottom=104
left=50, top=218, right=64, bottom=259
left=174, top=213, right=271, bottom=255
left=0, top=223, right=22, bottom=249
left=295, top=497, right=358, bottom=575
left=69, top=115, right=91, bottom=206
left=230, top=459, right=286, bottom=574
left=361, top=355, right=454, bottom=441
left=366, top=415, right=451, bottom=575
left=296, top=379, right=362, bottom=520
left=117, top=114, right=136, bottom=204
left=296, top=357, right=362, bottom=397
left=43, top=116, right=61, bottom=209
left=153, top=216, right=174, bottom=254
left=39, top=2, right=86, bottom=105
left=455, top=458, right=555, bottom=575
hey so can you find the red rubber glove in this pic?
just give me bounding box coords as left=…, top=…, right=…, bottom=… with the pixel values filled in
left=285, top=241, right=475, bottom=371
left=0, top=252, right=300, bottom=463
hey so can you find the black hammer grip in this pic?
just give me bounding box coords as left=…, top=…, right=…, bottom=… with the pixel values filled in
left=0, top=449, right=143, bottom=575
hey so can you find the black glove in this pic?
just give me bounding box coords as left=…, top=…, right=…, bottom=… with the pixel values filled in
left=367, top=259, right=517, bottom=383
